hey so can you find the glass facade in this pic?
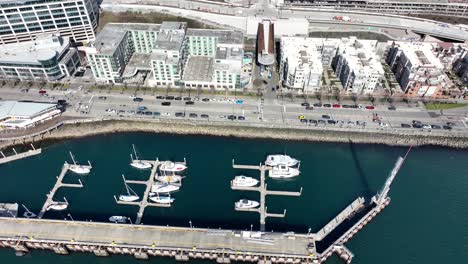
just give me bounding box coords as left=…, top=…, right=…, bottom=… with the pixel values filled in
left=0, top=0, right=99, bottom=44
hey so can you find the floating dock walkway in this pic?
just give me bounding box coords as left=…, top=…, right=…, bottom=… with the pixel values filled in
left=232, top=161, right=302, bottom=232
left=37, top=161, right=90, bottom=219
left=115, top=158, right=182, bottom=224
left=0, top=151, right=410, bottom=263
left=0, top=144, right=41, bottom=165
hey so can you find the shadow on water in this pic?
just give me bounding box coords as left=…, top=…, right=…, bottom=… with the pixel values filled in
left=348, top=140, right=372, bottom=199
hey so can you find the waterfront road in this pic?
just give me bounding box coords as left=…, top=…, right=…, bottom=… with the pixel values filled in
left=0, top=217, right=309, bottom=256
left=0, top=87, right=467, bottom=137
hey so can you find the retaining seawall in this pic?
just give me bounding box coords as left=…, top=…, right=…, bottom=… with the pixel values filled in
left=1, top=118, right=468, bottom=150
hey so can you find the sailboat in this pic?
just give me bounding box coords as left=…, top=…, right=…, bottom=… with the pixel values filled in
left=68, top=152, right=91, bottom=174
left=22, top=204, right=36, bottom=218
left=119, top=175, right=139, bottom=202
left=159, top=161, right=187, bottom=172
left=151, top=183, right=180, bottom=194
left=155, top=170, right=183, bottom=183
left=130, top=144, right=152, bottom=169
left=149, top=193, right=175, bottom=204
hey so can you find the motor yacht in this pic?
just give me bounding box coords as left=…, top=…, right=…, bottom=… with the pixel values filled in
left=232, top=175, right=259, bottom=187
left=235, top=199, right=260, bottom=209
left=265, top=154, right=299, bottom=167
left=269, top=164, right=300, bottom=179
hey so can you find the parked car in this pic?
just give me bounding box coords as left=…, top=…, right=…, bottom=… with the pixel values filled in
left=201, top=114, right=209, bottom=118
left=189, top=113, right=198, bottom=118
left=323, top=104, right=331, bottom=108
left=98, top=96, right=107, bottom=100
left=401, top=123, right=411, bottom=128
left=431, top=124, right=441, bottom=129
left=238, top=116, right=246, bottom=120
left=165, top=96, right=174, bottom=100
left=133, top=97, right=143, bottom=102
left=183, top=97, right=191, bottom=101
left=443, top=125, right=452, bottom=130
left=156, top=95, right=165, bottom=99
left=175, top=112, right=185, bottom=117
left=161, top=101, right=171, bottom=106
left=313, top=103, right=322, bottom=107
left=175, top=97, right=182, bottom=100
left=365, top=105, right=375, bottom=110
left=327, top=120, right=337, bottom=124
left=228, top=115, right=237, bottom=120
left=202, top=98, right=210, bottom=102
left=185, top=101, right=195, bottom=105
left=301, top=102, right=310, bottom=107
left=388, top=106, right=396, bottom=111
left=322, top=115, right=331, bottom=119
left=137, top=106, right=147, bottom=111
left=332, top=104, right=341, bottom=108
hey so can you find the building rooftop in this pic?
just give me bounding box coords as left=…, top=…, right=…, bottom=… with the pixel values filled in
left=216, top=47, right=244, bottom=60
left=392, top=41, right=444, bottom=69
left=92, top=23, right=161, bottom=54
left=182, top=56, right=214, bottom=82
left=280, top=37, right=323, bottom=76
left=0, top=34, right=69, bottom=65
left=337, top=37, right=384, bottom=75
left=123, top=53, right=153, bottom=77
left=0, top=101, right=57, bottom=120
left=154, top=30, right=185, bottom=51
left=187, top=29, right=244, bottom=45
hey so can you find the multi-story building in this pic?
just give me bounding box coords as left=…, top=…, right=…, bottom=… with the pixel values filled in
left=0, top=0, right=99, bottom=45
left=280, top=37, right=323, bottom=93
left=86, top=22, right=244, bottom=90
left=86, top=23, right=162, bottom=83
left=280, top=0, right=468, bottom=17
left=386, top=41, right=453, bottom=98
left=0, top=34, right=80, bottom=81
left=453, top=51, right=468, bottom=84
left=183, top=29, right=244, bottom=89
left=151, top=22, right=187, bottom=87
left=332, top=37, right=384, bottom=94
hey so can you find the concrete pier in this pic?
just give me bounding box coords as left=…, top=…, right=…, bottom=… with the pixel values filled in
left=38, top=163, right=86, bottom=218
left=232, top=162, right=302, bottom=231
left=0, top=144, right=41, bottom=165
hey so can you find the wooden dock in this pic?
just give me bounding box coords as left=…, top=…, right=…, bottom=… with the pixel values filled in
left=232, top=161, right=302, bottom=231
left=0, top=144, right=41, bottom=165
left=37, top=163, right=89, bottom=219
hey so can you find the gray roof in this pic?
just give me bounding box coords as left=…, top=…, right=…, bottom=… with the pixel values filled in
left=182, top=56, right=214, bottom=82
left=0, top=34, right=69, bottom=65
left=0, top=101, right=57, bottom=119
left=93, top=23, right=161, bottom=54
left=186, top=29, right=244, bottom=45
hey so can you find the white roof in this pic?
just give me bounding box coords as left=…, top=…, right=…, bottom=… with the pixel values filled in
left=0, top=101, right=57, bottom=119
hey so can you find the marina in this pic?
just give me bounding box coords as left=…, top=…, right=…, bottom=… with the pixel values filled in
left=0, top=133, right=467, bottom=264
left=114, top=157, right=187, bottom=224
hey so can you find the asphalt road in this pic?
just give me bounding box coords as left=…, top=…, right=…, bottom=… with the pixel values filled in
left=1, top=87, right=467, bottom=135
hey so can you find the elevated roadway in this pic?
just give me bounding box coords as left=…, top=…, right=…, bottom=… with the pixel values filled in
left=101, top=0, right=468, bottom=41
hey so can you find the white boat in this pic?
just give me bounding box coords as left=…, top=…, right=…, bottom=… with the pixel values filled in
left=155, top=173, right=183, bottom=183
left=269, top=164, right=300, bottom=179
left=109, top=216, right=127, bottom=223
left=68, top=152, right=91, bottom=174
left=119, top=175, right=139, bottom=202
left=46, top=202, right=68, bottom=211
left=130, top=144, right=152, bottom=169
left=265, top=154, right=299, bottom=167
left=149, top=195, right=175, bottom=204
left=159, top=161, right=187, bottom=172
left=235, top=199, right=260, bottom=209
left=232, top=175, right=259, bottom=187
left=151, top=183, right=180, bottom=193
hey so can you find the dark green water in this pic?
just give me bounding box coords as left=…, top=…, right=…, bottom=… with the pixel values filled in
left=1, top=133, right=467, bottom=264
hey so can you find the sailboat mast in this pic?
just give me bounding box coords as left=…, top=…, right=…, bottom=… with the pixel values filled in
left=69, top=152, right=77, bottom=165
left=132, top=144, right=139, bottom=160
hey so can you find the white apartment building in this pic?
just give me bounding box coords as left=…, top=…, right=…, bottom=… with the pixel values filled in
left=280, top=37, right=323, bottom=93
left=0, top=34, right=80, bottom=81
left=0, top=0, right=99, bottom=45
left=332, top=37, right=384, bottom=94
left=386, top=41, right=453, bottom=98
